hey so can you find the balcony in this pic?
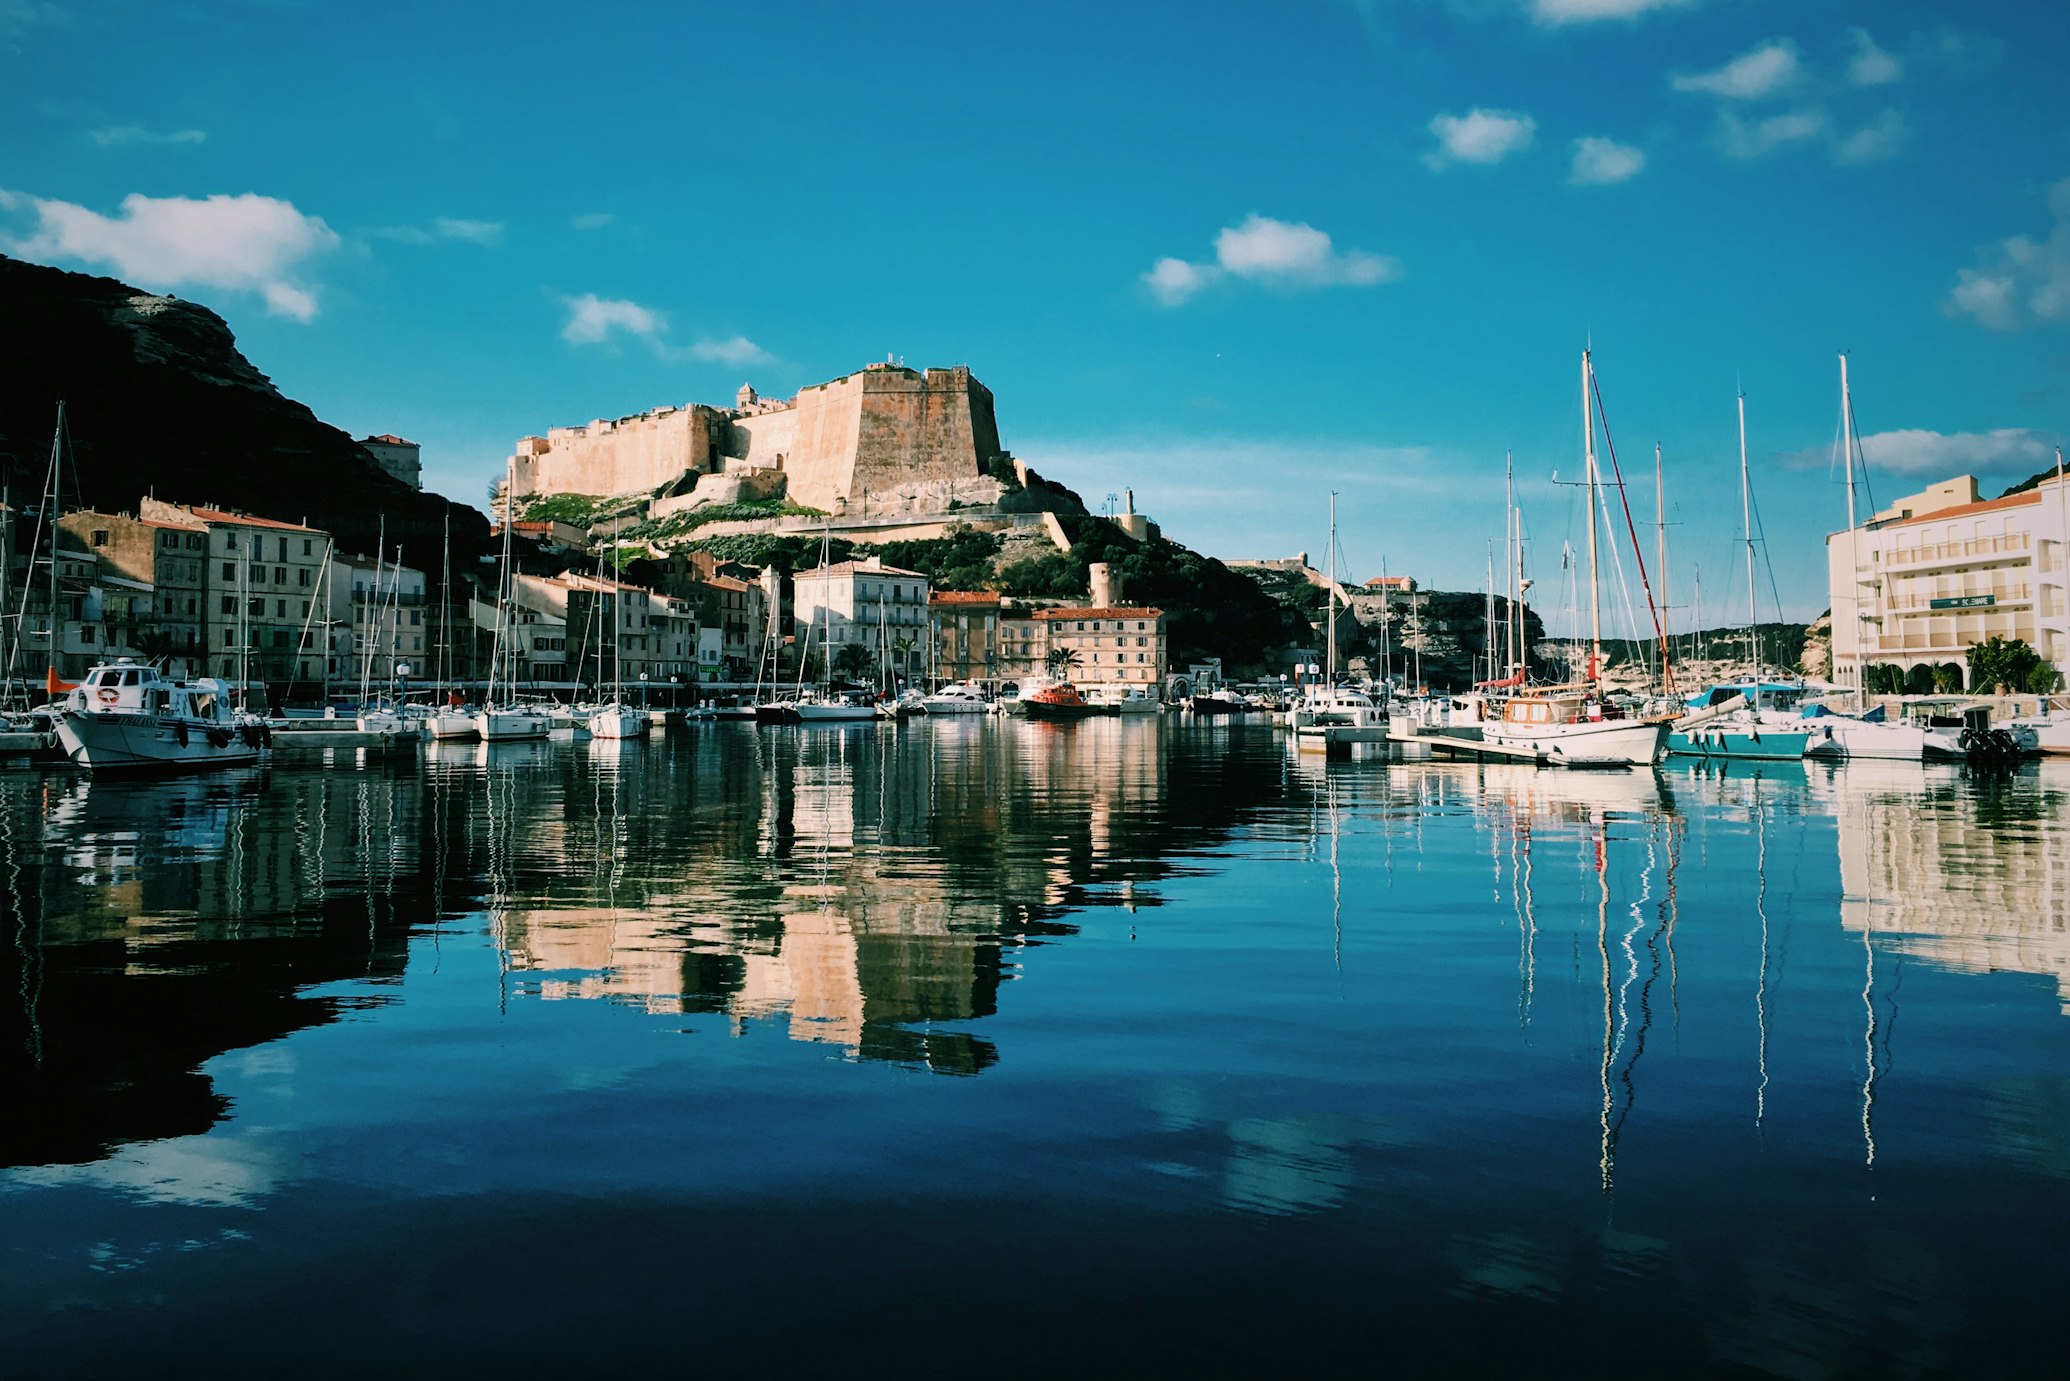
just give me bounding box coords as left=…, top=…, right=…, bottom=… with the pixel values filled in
left=1882, top=532, right=2029, bottom=572
left=1884, top=583, right=2033, bottom=611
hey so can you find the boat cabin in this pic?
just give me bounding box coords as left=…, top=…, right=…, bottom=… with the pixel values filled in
left=73, top=661, right=235, bottom=723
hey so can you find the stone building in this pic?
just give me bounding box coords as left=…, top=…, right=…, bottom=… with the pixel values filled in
left=997, top=604, right=1044, bottom=685
left=509, top=571, right=699, bottom=689
left=1827, top=472, right=2070, bottom=694
left=141, top=499, right=331, bottom=687
left=930, top=591, right=1001, bottom=684
left=1034, top=606, right=1168, bottom=688
left=328, top=550, right=429, bottom=694
left=792, top=557, right=931, bottom=676
left=58, top=508, right=208, bottom=676
left=359, top=434, right=422, bottom=490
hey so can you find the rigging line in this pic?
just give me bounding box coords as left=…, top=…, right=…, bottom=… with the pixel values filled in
left=1845, top=389, right=1881, bottom=516
left=1746, top=477, right=1793, bottom=655
left=1588, top=370, right=1676, bottom=692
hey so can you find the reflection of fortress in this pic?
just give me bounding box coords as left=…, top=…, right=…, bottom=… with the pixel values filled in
left=495, top=721, right=1170, bottom=1071
left=1833, top=769, right=2070, bottom=1011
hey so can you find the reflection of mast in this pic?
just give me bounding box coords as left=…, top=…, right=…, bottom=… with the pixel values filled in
left=1512, top=811, right=1537, bottom=1033
left=1862, top=922, right=1879, bottom=1168
left=1327, top=768, right=1342, bottom=972
left=1663, top=814, right=1681, bottom=1039
left=1755, top=774, right=1771, bottom=1135
left=1596, top=817, right=1614, bottom=1190
left=2, top=783, right=42, bottom=1068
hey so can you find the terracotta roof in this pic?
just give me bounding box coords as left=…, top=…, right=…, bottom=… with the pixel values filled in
left=1878, top=489, right=2042, bottom=528
left=930, top=590, right=1000, bottom=605
left=796, top=560, right=928, bottom=580
left=177, top=505, right=317, bottom=532
left=706, top=575, right=752, bottom=592
left=1034, top=606, right=1165, bottom=621
left=1363, top=575, right=1411, bottom=588
left=362, top=434, right=417, bottom=447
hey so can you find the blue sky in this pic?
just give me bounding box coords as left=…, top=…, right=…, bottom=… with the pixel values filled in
left=5, top=0, right=2070, bottom=629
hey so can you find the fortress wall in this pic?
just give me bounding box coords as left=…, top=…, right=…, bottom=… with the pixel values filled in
left=783, top=372, right=867, bottom=510
left=728, top=408, right=798, bottom=470
left=849, top=367, right=991, bottom=505
left=510, top=405, right=724, bottom=499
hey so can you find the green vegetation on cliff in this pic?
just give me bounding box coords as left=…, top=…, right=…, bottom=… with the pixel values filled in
left=623, top=498, right=826, bottom=544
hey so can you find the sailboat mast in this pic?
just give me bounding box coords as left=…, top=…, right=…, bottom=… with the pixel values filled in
left=1841, top=353, right=1861, bottom=704
left=1504, top=451, right=1515, bottom=678
left=1655, top=442, right=1667, bottom=695
left=1739, top=389, right=1758, bottom=693
left=1325, top=491, right=1338, bottom=683
left=1584, top=351, right=1601, bottom=684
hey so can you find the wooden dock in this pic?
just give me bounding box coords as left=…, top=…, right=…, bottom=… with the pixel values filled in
left=1387, top=728, right=1549, bottom=765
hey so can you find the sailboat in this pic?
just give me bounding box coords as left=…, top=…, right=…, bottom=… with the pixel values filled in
left=587, top=568, right=648, bottom=740
left=1481, top=351, right=1671, bottom=767
left=1288, top=493, right=1386, bottom=750
left=1667, top=390, right=1812, bottom=761
left=476, top=460, right=550, bottom=742
left=428, top=508, right=481, bottom=741
left=756, top=526, right=877, bottom=724
left=1800, top=354, right=1932, bottom=761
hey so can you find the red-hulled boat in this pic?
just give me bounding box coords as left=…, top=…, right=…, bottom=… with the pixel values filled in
left=1022, top=682, right=1104, bottom=721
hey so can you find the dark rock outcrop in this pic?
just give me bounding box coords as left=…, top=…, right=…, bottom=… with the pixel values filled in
left=0, top=254, right=488, bottom=581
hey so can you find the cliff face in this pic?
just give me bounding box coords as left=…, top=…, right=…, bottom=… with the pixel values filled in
left=0, top=254, right=488, bottom=580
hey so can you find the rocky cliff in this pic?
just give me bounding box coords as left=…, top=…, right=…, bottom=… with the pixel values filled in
left=0, top=254, right=488, bottom=579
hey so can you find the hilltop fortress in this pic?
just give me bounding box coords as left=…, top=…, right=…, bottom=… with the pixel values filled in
left=510, top=359, right=1018, bottom=518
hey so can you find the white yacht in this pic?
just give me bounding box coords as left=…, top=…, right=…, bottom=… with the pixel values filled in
left=56, top=660, right=269, bottom=772
left=922, top=681, right=991, bottom=714
left=1482, top=682, right=1671, bottom=766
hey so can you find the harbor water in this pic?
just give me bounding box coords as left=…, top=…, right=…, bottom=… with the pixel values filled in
left=4, top=718, right=2069, bottom=1375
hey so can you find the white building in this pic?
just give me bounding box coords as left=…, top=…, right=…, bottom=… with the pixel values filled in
left=1827, top=472, right=2070, bottom=694
left=328, top=551, right=429, bottom=693
left=792, top=557, right=930, bottom=663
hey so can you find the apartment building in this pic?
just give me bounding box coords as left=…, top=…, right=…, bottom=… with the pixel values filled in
left=1032, top=605, right=1168, bottom=688
left=142, top=499, right=331, bottom=685
left=328, top=550, right=430, bottom=693
left=58, top=508, right=208, bottom=676
left=929, top=591, right=1000, bottom=684
left=792, top=558, right=930, bottom=658
left=1827, top=472, right=2070, bottom=693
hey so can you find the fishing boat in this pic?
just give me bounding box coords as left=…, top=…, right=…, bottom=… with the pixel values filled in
left=56, top=659, right=270, bottom=772
left=1023, top=682, right=1103, bottom=720
left=1188, top=687, right=1251, bottom=715
left=1087, top=684, right=1161, bottom=715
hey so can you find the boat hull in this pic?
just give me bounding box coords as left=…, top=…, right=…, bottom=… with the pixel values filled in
left=589, top=706, right=649, bottom=739
left=1023, top=700, right=1106, bottom=721
left=58, top=709, right=264, bottom=773
left=477, top=709, right=550, bottom=741
left=1667, top=727, right=1811, bottom=761
left=1486, top=717, right=1670, bottom=766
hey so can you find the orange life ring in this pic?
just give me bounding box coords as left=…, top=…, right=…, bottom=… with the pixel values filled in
left=96, top=687, right=118, bottom=704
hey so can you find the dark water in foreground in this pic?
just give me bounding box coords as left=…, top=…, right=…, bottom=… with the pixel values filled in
left=4, top=719, right=2069, bottom=1376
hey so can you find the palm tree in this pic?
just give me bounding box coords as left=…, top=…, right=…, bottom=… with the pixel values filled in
left=891, top=634, right=917, bottom=687
left=1045, top=646, right=1080, bottom=679
left=833, top=641, right=876, bottom=685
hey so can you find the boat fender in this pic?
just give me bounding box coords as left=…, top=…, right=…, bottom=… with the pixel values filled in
left=175, top=721, right=190, bottom=748
left=97, top=687, right=118, bottom=704
left=261, top=723, right=272, bottom=748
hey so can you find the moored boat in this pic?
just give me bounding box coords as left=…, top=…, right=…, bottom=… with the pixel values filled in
left=56, top=659, right=270, bottom=773
left=1023, top=682, right=1104, bottom=720
left=922, top=681, right=990, bottom=714
left=1482, top=681, right=1671, bottom=766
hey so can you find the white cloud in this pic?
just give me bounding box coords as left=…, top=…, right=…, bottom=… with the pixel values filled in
left=1570, top=136, right=1646, bottom=185
left=370, top=217, right=503, bottom=246
left=561, top=293, right=666, bottom=345
left=570, top=212, right=615, bottom=231
left=1845, top=28, right=1902, bottom=87
left=1142, top=216, right=1400, bottom=308
left=1215, top=215, right=1398, bottom=286
left=690, top=335, right=771, bottom=366
left=1946, top=179, right=2070, bottom=333
left=1785, top=427, right=2057, bottom=479
left=1144, top=256, right=1212, bottom=306
left=0, top=190, right=337, bottom=321
left=88, top=124, right=206, bottom=147
left=1529, top=0, right=1693, bottom=23
left=1672, top=39, right=1804, bottom=100
left=1425, top=108, right=1537, bottom=168
left=1714, top=107, right=1828, bottom=160
left=1833, top=109, right=1908, bottom=165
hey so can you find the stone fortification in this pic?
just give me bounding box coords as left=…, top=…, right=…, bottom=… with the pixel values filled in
left=510, top=404, right=729, bottom=499
left=507, top=360, right=1011, bottom=518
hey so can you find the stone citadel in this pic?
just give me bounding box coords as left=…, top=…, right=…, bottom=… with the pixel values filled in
left=510, top=358, right=1026, bottom=521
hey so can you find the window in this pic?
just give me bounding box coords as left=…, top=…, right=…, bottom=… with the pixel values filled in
left=303, top=539, right=313, bottom=556
left=159, top=531, right=175, bottom=549
left=274, top=566, right=286, bottom=584
left=81, top=625, right=96, bottom=644
left=186, top=598, right=196, bottom=615
left=275, top=600, right=287, bottom=618
left=1137, top=637, right=1147, bottom=647
left=277, top=538, right=288, bottom=561
left=409, top=610, right=420, bottom=626
left=299, top=569, right=311, bottom=587
left=253, top=566, right=267, bottom=584
left=222, top=596, right=235, bottom=614
left=223, top=562, right=236, bottom=581
left=225, top=533, right=236, bottom=552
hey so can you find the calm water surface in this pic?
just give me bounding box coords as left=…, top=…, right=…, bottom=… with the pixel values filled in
left=4, top=720, right=2069, bottom=1376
